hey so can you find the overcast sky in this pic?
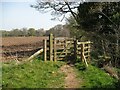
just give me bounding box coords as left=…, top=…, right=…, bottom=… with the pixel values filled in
left=0, top=0, right=68, bottom=31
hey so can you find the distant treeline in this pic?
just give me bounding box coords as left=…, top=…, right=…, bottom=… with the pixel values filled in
left=1, top=24, right=70, bottom=37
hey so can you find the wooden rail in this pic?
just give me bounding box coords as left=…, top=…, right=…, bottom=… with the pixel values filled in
left=27, top=33, right=92, bottom=67
left=43, top=33, right=92, bottom=66
left=26, top=33, right=92, bottom=67
left=77, top=41, right=92, bottom=63
left=27, top=48, right=43, bottom=61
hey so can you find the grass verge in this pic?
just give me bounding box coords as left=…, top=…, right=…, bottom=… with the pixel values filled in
left=75, top=62, right=118, bottom=88
left=2, top=60, right=65, bottom=88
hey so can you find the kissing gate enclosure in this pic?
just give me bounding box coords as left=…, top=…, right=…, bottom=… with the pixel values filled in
left=43, top=34, right=92, bottom=65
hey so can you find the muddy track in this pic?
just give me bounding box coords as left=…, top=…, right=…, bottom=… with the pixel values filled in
left=60, top=64, right=80, bottom=88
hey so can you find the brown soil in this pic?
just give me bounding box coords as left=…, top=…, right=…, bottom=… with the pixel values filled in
left=1, top=36, right=48, bottom=61
left=1, top=37, right=48, bottom=46
left=60, top=64, right=80, bottom=88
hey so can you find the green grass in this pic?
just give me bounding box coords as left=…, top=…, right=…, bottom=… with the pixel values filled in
left=0, top=65, right=2, bottom=87
left=2, top=59, right=119, bottom=89
left=75, top=62, right=118, bottom=88
left=2, top=60, right=65, bottom=88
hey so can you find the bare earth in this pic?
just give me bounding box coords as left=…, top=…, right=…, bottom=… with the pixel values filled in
left=1, top=37, right=48, bottom=46
left=60, top=64, right=80, bottom=88
left=1, top=37, right=48, bottom=61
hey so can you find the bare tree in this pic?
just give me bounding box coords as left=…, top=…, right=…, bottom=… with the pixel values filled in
left=31, top=0, right=83, bottom=22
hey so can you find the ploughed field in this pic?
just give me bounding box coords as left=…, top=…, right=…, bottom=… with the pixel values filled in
left=1, top=37, right=48, bottom=61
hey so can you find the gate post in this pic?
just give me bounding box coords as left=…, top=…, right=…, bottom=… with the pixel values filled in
left=74, top=39, right=78, bottom=60
left=43, top=39, right=47, bottom=61
left=49, top=33, right=53, bottom=61
left=81, top=43, right=84, bottom=62
left=54, top=38, right=56, bottom=62
left=65, top=38, right=68, bottom=56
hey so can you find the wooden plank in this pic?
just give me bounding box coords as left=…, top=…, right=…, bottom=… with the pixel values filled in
left=56, top=48, right=65, bottom=50
left=84, top=47, right=89, bottom=49
left=57, top=58, right=64, bottom=60
left=56, top=46, right=73, bottom=50
left=84, top=51, right=90, bottom=54
left=54, top=39, right=57, bottom=62
left=85, top=55, right=90, bottom=58
left=74, top=39, right=78, bottom=60
left=65, top=39, right=68, bottom=56
left=58, top=55, right=66, bottom=58
left=56, top=51, right=72, bottom=54
left=66, top=38, right=74, bottom=41
left=88, top=44, right=91, bottom=63
left=27, top=49, right=43, bottom=61
left=67, top=41, right=74, bottom=44
left=43, top=39, right=47, bottom=61
left=57, top=43, right=69, bottom=58
left=56, top=44, right=65, bottom=47
left=56, top=51, right=65, bottom=54
left=57, top=51, right=73, bottom=54
left=82, top=52, right=88, bottom=67
left=55, top=37, right=66, bottom=40
left=49, top=33, right=53, bottom=61
left=81, top=44, right=84, bottom=62
left=77, top=41, right=91, bottom=45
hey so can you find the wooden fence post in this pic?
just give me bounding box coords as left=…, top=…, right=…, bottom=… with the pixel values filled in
left=81, top=43, right=84, bottom=62
left=49, top=33, right=53, bottom=61
left=74, top=39, right=78, bottom=60
left=54, top=38, right=56, bottom=62
left=88, top=43, right=91, bottom=63
left=43, top=39, right=47, bottom=61
left=65, top=38, right=67, bottom=56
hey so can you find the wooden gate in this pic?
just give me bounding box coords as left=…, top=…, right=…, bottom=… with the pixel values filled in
left=54, top=37, right=74, bottom=61
left=43, top=33, right=92, bottom=65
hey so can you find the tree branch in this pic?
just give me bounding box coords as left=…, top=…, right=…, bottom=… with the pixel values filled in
left=64, top=1, right=78, bottom=23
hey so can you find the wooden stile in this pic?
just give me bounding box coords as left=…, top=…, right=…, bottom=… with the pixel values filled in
left=27, top=33, right=92, bottom=68
left=42, top=34, right=92, bottom=67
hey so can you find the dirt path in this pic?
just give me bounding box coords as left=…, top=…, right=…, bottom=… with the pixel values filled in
left=60, top=64, right=80, bottom=88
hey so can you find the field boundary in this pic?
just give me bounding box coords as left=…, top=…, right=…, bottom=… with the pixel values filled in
left=43, top=34, right=92, bottom=66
